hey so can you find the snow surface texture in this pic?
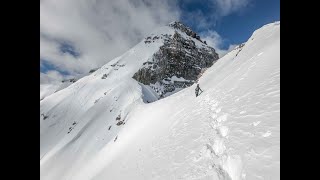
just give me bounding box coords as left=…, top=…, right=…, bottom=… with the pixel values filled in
left=40, top=71, right=96, bottom=101
left=40, top=84, right=61, bottom=101
left=40, top=22, right=280, bottom=180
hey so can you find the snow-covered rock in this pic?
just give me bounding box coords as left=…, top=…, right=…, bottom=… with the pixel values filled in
left=133, top=22, right=219, bottom=98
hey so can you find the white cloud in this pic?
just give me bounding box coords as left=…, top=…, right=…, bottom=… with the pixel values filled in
left=178, top=0, right=251, bottom=30
left=200, top=30, right=237, bottom=57
left=40, top=0, right=250, bottom=80
left=40, top=71, right=63, bottom=84
left=40, top=70, right=76, bottom=84
left=214, top=0, right=251, bottom=16
left=40, top=0, right=180, bottom=77
left=40, top=36, right=89, bottom=75
left=179, top=0, right=250, bottom=57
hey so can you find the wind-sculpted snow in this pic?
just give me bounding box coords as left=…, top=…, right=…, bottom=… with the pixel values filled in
left=40, top=21, right=279, bottom=180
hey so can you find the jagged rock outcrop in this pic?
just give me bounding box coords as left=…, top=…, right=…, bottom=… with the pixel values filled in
left=133, top=21, right=219, bottom=97
left=169, top=21, right=203, bottom=42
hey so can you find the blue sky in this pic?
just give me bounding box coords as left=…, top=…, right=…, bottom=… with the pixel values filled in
left=178, top=0, right=280, bottom=49
left=40, top=0, right=280, bottom=81
left=40, top=60, right=71, bottom=76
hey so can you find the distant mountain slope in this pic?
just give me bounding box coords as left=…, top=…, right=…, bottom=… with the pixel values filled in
left=40, top=69, right=98, bottom=101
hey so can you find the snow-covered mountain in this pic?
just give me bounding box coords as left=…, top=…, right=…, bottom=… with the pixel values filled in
left=40, top=68, right=99, bottom=101
left=133, top=22, right=218, bottom=98
left=40, top=21, right=280, bottom=180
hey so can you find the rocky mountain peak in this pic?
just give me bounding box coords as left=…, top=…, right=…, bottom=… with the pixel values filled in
left=132, top=23, right=219, bottom=100
left=168, top=21, right=205, bottom=43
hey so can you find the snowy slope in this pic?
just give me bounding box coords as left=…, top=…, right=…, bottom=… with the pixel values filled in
left=41, top=25, right=183, bottom=178
left=40, top=84, right=60, bottom=101
left=40, top=81, right=75, bottom=101
left=40, top=70, right=98, bottom=101
left=40, top=21, right=280, bottom=180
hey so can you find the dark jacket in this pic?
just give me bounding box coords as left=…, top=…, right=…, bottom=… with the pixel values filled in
left=195, top=85, right=200, bottom=92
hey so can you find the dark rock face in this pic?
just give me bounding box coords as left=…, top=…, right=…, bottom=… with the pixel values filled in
left=235, top=43, right=245, bottom=57
left=101, top=74, right=108, bottom=79
left=169, top=21, right=205, bottom=42
left=89, top=68, right=98, bottom=73
left=133, top=22, right=219, bottom=97
left=62, top=78, right=77, bottom=83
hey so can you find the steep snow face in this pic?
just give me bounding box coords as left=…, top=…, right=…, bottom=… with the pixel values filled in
left=40, top=21, right=279, bottom=180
